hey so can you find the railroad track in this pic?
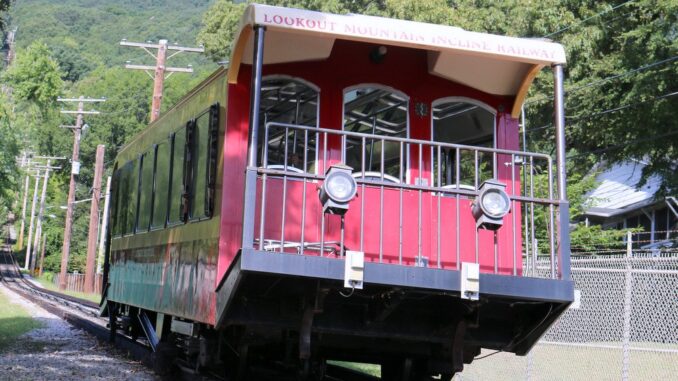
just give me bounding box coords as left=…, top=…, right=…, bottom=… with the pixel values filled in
left=0, top=242, right=154, bottom=372
left=0, top=238, right=378, bottom=380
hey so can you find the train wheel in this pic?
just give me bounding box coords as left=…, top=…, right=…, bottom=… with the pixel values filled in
left=299, top=358, right=326, bottom=381
left=130, top=320, right=141, bottom=341
left=381, top=358, right=412, bottom=381
left=108, top=302, right=118, bottom=343
left=381, top=358, right=434, bottom=381
left=152, top=342, right=179, bottom=376
left=222, top=342, right=248, bottom=381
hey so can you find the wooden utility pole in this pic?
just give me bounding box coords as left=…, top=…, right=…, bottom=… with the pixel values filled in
left=30, top=161, right=61, bottom=273
left=39, top=233, right=47, bottom=277
left=31, top=161, right=50, bottom=272
left=24, top=169, right=40, bottom=270
left=18, top=171, right=30, bottom=251
left=18, top=154, right=63, bottom=254
left=120, top=39, right=203, bottom=122
left=84, top=145, right=105, bottom=293
left=97, top=176, right=112, bottom=274
left=3, top=28, right=17, bottom=67
left=57, top=96, right=105, bottom=290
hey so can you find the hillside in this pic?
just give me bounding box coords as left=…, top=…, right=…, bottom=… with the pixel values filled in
left=2, top=0, right=220, bottom=273
left=10, top=0, right=216, bottom=81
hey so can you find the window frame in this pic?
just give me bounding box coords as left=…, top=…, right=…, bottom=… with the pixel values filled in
left=259, top=75, right=321, bottom=175
left=120, top=157, right=142, bottom=236
left=341, top=83, right=410, bottom=183
left=185, top=103, right=220, bottom=221
left=150, top=139, right=171, bottom=231
left=136, top=150, right=155, bottom=234
left=111, top=165, right=122, bottom=238
left=429, top=97, right=497, bottom=189
left=167, top=127, right=188, bottom=227
left=188, top=108, right=209, bottom=221
left=132, top=155, right=143, bottom=235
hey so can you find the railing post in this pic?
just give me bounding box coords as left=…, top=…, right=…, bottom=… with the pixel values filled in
left=553, top=64, right=571, bottom=280
left=241, top=25, right=266, bottom=250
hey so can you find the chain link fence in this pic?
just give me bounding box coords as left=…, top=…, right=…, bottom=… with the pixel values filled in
left=456, top=245, right=678, bottom=380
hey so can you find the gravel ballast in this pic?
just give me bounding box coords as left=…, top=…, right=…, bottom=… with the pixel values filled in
left=0, top=284, right=159, bottom=381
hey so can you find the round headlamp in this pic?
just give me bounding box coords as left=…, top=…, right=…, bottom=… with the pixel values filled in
left=479, top=188, right=510, bottom=218
left=323, top=171, right=357, bottom=203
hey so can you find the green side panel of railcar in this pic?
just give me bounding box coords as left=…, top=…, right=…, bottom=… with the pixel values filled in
left=108, top=68, right=228, bottom=325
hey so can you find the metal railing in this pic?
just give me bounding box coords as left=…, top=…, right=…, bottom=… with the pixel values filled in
left=245, top=121, right=567, bottom=279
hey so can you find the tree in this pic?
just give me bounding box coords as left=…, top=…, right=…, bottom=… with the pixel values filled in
left=0, top=92, right=19, bottom=218
left=3, top=41, right=63, bottom=108
left=525, top=0, right=678, bottom=195
left=197, top=0, right=575, bottom=60
left=199, top=0, right=676, bottom=196
left=0, top=0, right=11, bottom=34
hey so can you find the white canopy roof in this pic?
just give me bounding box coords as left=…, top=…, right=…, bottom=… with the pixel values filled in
left=229, top=4, right=566, bottom=117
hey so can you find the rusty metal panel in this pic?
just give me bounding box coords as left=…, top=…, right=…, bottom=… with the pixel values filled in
left=108, top=236, right=218, bottom=324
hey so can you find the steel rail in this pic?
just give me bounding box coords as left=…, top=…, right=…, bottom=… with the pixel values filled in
left=0, top=241, right=379, bottom=381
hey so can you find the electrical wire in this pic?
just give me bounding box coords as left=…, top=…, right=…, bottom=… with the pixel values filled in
left=525, top=56, right=678, bottom=106
left=526, top=90, right=678, bottom=132
left=542, top=0, right=636, bottom=38
left=566, top=91, right=678, bottom=120
left=568, top=130, right=678, bottom=159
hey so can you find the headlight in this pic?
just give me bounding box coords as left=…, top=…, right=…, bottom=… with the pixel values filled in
left=480, top=189, right=510, bottom=218
left=324, top=171, right=357, bottom=203
left=319, top=164, right=357, bottom=215
left=471, top=180, right=510, bottom=230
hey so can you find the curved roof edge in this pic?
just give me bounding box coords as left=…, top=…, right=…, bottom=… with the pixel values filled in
left=227, top=4, right=566, bottom=117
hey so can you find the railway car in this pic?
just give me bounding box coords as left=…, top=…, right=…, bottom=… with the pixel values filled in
left=103, top=4, right=574, bottom=379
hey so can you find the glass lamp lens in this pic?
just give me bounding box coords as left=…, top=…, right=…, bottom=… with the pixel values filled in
left=482, top=190, right=508, bottom=217
left=327, top=173, right=354, bottom=201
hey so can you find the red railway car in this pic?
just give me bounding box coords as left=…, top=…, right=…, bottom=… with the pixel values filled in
left=103, top=4, right=574, bottom=379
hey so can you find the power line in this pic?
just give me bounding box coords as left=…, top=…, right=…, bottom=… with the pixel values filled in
left=566, top=90, right=678, bottom=119
left=525, top=55, right=678, bottom=106
left=568, top=130, right=678, bottom=159
left=542, top=0, right=635, bottom=38
left=527, top=90, right=678, bottom=132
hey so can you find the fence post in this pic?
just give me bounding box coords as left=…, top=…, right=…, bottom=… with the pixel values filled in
left=622, top=231, right=632, bottom=380
left=532, top=238, right=538, bottom=276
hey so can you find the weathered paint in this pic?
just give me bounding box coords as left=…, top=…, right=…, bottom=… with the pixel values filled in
left=109, top=69, right=228, bottom=325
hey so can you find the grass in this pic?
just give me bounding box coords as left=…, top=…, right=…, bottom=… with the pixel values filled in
left=459, top=343, right=678, bottom=381
left=329, top=361, right=381, bottom=377
left=32, top=274, right=102, bottom=304
left=0, top=287, right=42, bottom=352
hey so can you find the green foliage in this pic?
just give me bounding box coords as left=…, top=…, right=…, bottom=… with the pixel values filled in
left=3, top=0, right=675, bottom=271
left=199, top=0, right=678, bottom=194
left=3, top=41, right=63, bottom=107
left=526, top=0, right=678, bottom=195
left=9, top=0, right=215, bottom=79
left=4, top=0, right=217, bottom=274
left=0, top=0, right=11, bottom=34
left=198, top=1, right=246, bottom=61
left=569, top=224, right=639, bottom=253
left=0, top=93, right=19, bottom=212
